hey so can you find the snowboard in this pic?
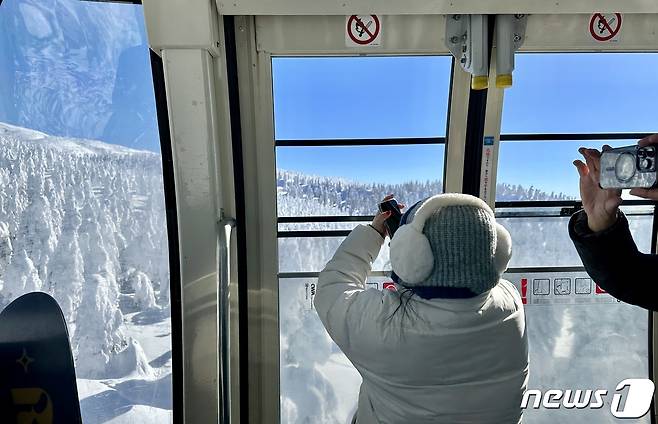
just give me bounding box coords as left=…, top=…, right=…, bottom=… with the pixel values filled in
left=0, top=292, right=82, bottom=423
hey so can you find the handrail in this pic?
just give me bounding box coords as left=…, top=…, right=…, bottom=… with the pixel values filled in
left=218, top=217, right=236, bottom=424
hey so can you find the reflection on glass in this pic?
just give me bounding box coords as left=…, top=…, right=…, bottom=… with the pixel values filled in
left=502, top=53, right=658, bottom=134
left=0, top=1, right=172, bottom=422
left=497, top=140, right=644, bottom=201
left=278, top=237, right=390, bottom=273
left=272, top=56, right=452, bottom=140
left=279, top=277, right=389, bottom=424
left=505, top=273, right=649, bottom=424
left=499, top=212, right=652, bottom=268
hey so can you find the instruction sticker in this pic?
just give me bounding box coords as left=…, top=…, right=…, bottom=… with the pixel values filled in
left=346, top=15, right=382, bottom=47
left=304, top=282, right=317, bottom=310
left=589, top=13, right=622, bottom=43
left=479, top=136, right=495, bottom=201
left=507, top=273, right=619, bottom=305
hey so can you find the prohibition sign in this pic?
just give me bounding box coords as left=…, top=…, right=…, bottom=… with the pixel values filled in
left=589, top=13, right=622, bottom=42
left=347, top=15, right=381, bottom=45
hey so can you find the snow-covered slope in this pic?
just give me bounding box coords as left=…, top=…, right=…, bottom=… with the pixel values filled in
left=276, top=169, right=575, bottom=219
left=0, top=123, right=171, bottom=421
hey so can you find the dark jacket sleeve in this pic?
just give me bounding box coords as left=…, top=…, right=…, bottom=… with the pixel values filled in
left=568, top=209, right=658, bottom=311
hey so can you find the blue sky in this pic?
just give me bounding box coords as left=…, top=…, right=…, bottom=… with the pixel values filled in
left=274, top=53, right=658, bottom=198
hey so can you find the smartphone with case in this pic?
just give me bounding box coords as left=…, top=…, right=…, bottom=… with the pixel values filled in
left=600, top=145, right=658, bottom=189
left=378, top=199, right=402, bottom=237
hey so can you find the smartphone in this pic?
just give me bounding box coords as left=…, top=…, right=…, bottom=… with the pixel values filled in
left=600, top=145, right=658, bottom=189
left=378, top=199, right=402, bottom=237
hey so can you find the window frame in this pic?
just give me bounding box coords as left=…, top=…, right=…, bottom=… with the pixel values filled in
left=235, top=14, right=658, bottom=424
left=149, top=49, right=184, bottom=424
left=235, top=16, right=460, bottom=423
left=272, top=54, right=454, bottom=260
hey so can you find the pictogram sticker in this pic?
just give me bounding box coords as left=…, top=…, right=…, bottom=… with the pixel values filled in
left=575, top=278, right=592, bottom=295
left=589, top=13, right=622, bottom=42
left=554, top=278, right=571, bottom=295
left=346, top=15, right=382, bottom=47
left=533, top=279, right=550, bottom=296
left=509, top=274, right=616, bottom=305
left=383, top=282, right=397, bottom=292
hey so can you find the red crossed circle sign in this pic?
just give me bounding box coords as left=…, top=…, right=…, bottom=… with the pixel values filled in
left=347, top=15, right=381, bottom=45
left=589, top=13, right=622, bottom=42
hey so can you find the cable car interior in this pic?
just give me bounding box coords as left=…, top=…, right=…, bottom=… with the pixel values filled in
left=1, top=0, right=658, bottom=423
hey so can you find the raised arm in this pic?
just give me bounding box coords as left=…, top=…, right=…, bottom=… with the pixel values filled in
left=569, top=210, right=658, bottom=311
left=571, top=139, right=658, bottom=311
left=314, top=224, right=385, bottom=350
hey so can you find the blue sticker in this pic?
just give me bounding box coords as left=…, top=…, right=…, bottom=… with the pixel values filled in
left=484, top=136, right=495, bottom=146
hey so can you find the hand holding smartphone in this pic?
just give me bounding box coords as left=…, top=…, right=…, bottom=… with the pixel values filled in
left=378, top=198, right=403, bottom=237
left=600, top=145, right=657, bottom=189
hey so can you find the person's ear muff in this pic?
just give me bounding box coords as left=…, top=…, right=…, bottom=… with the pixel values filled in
left=494, top=223, right=512, bottom=274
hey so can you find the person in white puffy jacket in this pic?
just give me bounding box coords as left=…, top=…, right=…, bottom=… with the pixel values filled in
left=314, top=193, right=529, bottom=424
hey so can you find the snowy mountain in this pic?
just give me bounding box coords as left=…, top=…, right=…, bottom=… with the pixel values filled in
left=0, top=123, right=171, bottom=421
left=277, top=169, right=575, bottom=219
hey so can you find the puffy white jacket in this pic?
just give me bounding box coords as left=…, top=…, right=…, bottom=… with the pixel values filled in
left=315, top=224, right=529, bottom=424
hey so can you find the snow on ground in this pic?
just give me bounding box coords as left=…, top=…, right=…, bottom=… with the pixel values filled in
left=0, top=123, right=172, bottom=423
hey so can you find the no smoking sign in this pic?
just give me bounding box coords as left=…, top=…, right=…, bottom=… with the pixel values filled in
left=589, top=13, right=622, bottom=42
left=346, top=15, right=382, bottom=47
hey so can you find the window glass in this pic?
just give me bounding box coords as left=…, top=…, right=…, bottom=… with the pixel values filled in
left=275, top=55, right=451, bottom=423
left=501, top=53, right=658, bottom=134
left=272, top=56, right=452, bottom=140
left=0, top=1, right=172, bottom=422
left=277, top=145, right=444, bottom=217
left=496, top=140, right=640, bottom=201
left=279, top=236, right=390, bottom=273
left=505, top=272, right=649, bottom=424
left=499, top=209, right=652, bottom=268
left=279, top=277, right=389, bottom=424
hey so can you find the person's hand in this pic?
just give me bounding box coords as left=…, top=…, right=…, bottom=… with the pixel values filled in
left=573, top=146, right=622, bottom=232
left=630, top=134, right=658, bottom=200
left=371, top=194, right=406, bottom=237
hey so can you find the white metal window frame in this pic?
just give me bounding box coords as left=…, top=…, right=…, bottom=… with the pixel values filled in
left=219, top=1, right=658, bottom=16
left=236, top=15, right=463, bottom=423
left=235, top=13, right=658, bottom=424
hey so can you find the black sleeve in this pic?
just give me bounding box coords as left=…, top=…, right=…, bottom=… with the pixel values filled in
left=568, top=209, right=658, bottom=311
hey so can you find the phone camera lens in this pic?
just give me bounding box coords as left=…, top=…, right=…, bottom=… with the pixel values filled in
left=640, top=158, right=653, bottom=171
left=615, top=152, right=636, bottom=182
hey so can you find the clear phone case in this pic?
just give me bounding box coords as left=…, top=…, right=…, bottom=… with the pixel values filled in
left=599, top=145, right=657, bottom=189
